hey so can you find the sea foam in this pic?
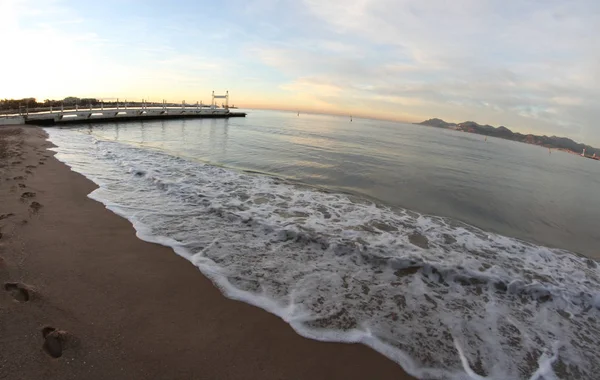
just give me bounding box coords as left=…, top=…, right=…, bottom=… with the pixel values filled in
left=47, top=128, right=600, bottom=380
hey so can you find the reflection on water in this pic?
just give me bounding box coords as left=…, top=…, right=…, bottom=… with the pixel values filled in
left=78, top=110, right=600, bottom=258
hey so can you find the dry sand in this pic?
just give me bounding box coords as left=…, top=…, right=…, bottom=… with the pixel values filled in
left=0, top=126, right=416, bottom=380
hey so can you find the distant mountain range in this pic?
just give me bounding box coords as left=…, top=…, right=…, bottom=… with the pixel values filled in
left=416, top=118, right=599, bottom=159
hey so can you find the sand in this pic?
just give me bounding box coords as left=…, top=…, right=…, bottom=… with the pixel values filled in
left=0, top=126, right=416, bottom=380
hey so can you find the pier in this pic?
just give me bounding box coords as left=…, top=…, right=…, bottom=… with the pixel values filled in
left=0, top=92, right=246, bottom=126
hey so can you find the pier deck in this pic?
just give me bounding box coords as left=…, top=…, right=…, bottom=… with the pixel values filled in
left=1, top=107, right=246, bottom=126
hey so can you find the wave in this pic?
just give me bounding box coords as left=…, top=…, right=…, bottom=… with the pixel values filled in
left=46, top=128, right=600, bottom=380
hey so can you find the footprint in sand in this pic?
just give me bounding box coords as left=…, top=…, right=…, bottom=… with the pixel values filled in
left=30, top=202, right=43, bottom=212
left=4, top=282, right=31, bottom=302
left=25, top=170, right=33, bottom=174
left=18, top=184, right=26, bottom=188
left=21, top=192, right=36, bottom=199
left=0, top=213, right=15, bottom=220
left=42, top=327, right=70, bottom=358
left=13, top=176, right=24, bottom=180
left=26, top=165, right=36, bottom=169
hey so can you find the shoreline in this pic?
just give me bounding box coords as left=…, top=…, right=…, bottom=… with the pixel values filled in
left=0, top=126, right=416, bottom=379
left=415, top=119, right=600, bottom=160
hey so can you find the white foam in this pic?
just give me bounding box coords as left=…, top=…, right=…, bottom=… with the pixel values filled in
left=46, top=128, right=600, bottom=380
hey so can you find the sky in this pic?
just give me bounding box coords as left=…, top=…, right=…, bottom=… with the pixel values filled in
left=1, top=0, right=599, bottom=144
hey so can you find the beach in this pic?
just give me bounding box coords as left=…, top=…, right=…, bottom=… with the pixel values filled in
left=0, top=126, right=415, bottom=380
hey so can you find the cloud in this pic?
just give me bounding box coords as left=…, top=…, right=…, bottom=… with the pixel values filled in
left=2, top=0, right=599, bottom=144
left=0, top=0, right=240, bottom=102
left=280, top=77, right=343, bottom=97
left=243, top=0, right=600, bottom=142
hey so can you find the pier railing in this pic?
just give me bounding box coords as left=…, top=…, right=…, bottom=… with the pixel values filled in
left=1, top=101, right=231, bottom=118
left=0, top=103, right=246, bottom=126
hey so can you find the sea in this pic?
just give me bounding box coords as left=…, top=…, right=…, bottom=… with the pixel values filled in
left=45, top=109, right=600, bottom=380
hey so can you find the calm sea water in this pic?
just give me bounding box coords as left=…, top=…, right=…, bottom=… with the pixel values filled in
left=47, top=110, right=600, bottom=380
left=81, top=109, right=600, bottom=258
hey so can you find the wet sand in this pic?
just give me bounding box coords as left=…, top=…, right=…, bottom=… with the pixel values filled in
left=0, top=126, right=416, bottom=379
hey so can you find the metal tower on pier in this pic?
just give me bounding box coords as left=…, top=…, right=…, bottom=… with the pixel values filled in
left=212, top=91, right=229, bottom=109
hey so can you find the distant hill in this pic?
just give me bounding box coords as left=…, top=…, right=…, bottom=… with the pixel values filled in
left=416, top=118, right=600, bottom=159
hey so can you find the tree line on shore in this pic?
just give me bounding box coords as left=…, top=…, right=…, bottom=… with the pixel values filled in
left=1, top=98, right=202, bottom=113
left=1, top=97, right=102, bottom=111
left=0, top=97, right=165, bottom=111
